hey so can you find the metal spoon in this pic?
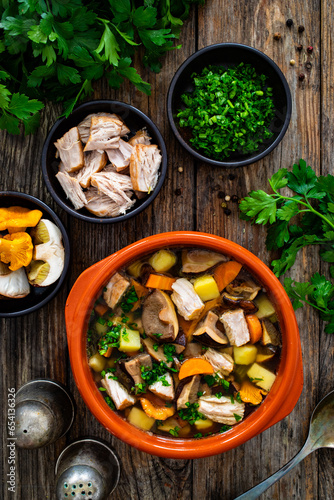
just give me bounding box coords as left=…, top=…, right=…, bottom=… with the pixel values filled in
left=234, top=390, right=334, bottom=500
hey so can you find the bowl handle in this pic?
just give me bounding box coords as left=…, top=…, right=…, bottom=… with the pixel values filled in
left=65, top=253, right=120, bottom=337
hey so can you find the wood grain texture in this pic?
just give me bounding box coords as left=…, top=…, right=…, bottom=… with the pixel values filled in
left=1, top=1, right=333, bottom=499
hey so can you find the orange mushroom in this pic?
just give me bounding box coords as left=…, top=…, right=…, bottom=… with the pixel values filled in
left=0, top=232, right=33, bottom=271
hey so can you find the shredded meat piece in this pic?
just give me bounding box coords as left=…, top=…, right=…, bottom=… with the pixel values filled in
left=101, top=376, right=135, bottom=410
left=103, top=272, right=130, bottom=309
left=84, top=187, right=132, bottom=218
left=84, top=116, right=123, bottom=151
left=171, top=278, right=204, bottom=321
left=198, top=395, right=245, bottom=425
left=56, top=171, right=87, bottom=209
left=76, top=151, right=107, bottom=188
left=78, top=112, right=130, bottom=143
left=106, top=139, right=133, bottom=172
left=203, top=348, right=234, bottom=376
left=91, top=170, right=135, bottom=214
left=54, top=127, right=84, bottom=172
left=219, top=308, right=250, bottom=346
left=130, top=144, right=161, bottom=192
left=128, top=128, right=151, bottom=146
left=148, top=372, right=174, bottom=400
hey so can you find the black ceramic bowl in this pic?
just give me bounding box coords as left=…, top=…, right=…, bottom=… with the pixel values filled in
left=167, top=43, right=292, bottom=168
left=0, top=192, right=70, bottom=317
left=42, top=100, right=168, bottom=223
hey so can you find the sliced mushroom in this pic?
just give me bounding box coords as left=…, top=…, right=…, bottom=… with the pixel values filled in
left=222, top=293, right=258, bottom=314
left=0, top=266, right=30, bottom=298
left=261, top=319, right=281, bottom=346
left=181, top=249, right=227, bottom=273
left=142, top=289, right=179, bottom=341
left=183, top=342, right=203, bottom=358
left=225, top=280, right=261, bottom=301
left=193, top=311, right=228, bottom=346
left=142, top=337, right=172, bottom=367
left=177, top=375, right=201, bottom=409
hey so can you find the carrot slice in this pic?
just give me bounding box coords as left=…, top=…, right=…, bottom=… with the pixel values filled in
left=145, top=274, right=176, bottom=291
left=140, top=397, right=175, bottom=420
left=214, top=261, right=242, bottom=292
left=246, top=315, right=263, bottom=344
left=178, top=297, right=220, bottom=341
left=178, top=358, right=214, bottom=380
left=95, top=303, right=109, bottom=317
left=102, top=346, right=113, bottom=358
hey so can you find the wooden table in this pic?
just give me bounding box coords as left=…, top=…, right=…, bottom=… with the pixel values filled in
left=1, top=1, right=334, bottom=498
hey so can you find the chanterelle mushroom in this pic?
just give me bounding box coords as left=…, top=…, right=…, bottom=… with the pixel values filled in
left=0, top=232, right=33, bottom=271
left=142, top=289, right=179, bottom=341
left=193, top=311, right=228, bottom=345
left=27, top=219, right=65, bottom=287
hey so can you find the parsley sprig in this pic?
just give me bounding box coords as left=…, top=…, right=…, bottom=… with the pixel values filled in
left=240, top=159, right=334, bottom=333
left=0, top=0, right=205, bottom=134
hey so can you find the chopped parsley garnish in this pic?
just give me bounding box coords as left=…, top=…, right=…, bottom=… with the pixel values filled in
left=98, top=323, right=122, bottom=354
left=134, top=383, right=146, bottom=395
left=99, top=387, right=106, bottom=391
left=219, top=425, right=232, bottom=433
left=178, top=402, right=206, bottom=425
left=120, top=286, right=138, bottom=312
left=204, top=373, right=230, bottom=391
left=215, top=392, right=223, bottom=399
left=177, top=63, right=275, bottom=159
left=233, top=414, right=242, bottom=422
left=97, top=317, right=106, bottom=325
left=156, top=420, right=163, bottom=427
left=105, top=396, right=115, bottom=410
left=178, top=354, right=184, bottom=361
left=236, top=392, right=242, bottom=404
left=249, top=377, right=264, bottom=382
left=140, top=361, right=169, bottom=386
left=169, top=427, right=180, bottom=437
left=163, top=344, right=176, bottom=363
left=230, top=395, right=235, bottom=404
left=141, top=332, right=147, bottom=339
left=197, top=391, right=203, bottom=397
left=160, top=375, right=171, bottom=387
left=194, top=433, right=203, bottom=439
left=153, top=343, right=159, bottom=352
left=153, top=333, right=163, bottom=338
left=165, top=402, right=173, bottom=408
left=122, top=329, right=129, bottom=342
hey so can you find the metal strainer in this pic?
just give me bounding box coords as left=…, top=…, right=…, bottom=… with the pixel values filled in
left=55, top=439, right=120, bottom=500
left=15, top=379, right=75, bottom=449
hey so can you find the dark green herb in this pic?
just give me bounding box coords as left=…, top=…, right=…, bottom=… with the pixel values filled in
left=98, top=323, right=122, bottom=353
left=204, top=373, right=230, bottom=391
left=153, top=343, right=159, bottom=352
left=239, top=159, right=334, bottom=333
left=99, top=387, right=106, bottom=391
left=141, top=332, right=148, bottom=339
left=0, top=0, right=205, bottom=134
left=219, top=425, right=232, bottom=433
left=160, top=375, right=171, bottom=387
left=177, top=63, right=275, bottom=160
left=230, top=395, right=234, bottom=404
left=233, top=413, right=242, bottom=422
left=163, top=344, right=176, bottom=363
left=178, top=402, right=206, bottom=425
left=249, top=377, right=264, bottom=382
left=134, top=383, right=146, bottom=394
left=165, top=402, right=173, bottom=408
left=197, top=391, right=203, bottom=397
left=215, top=392, right=223, bottom=399
left=236, top=392, right=242, bottom=404
left=97, top=317, right=106, bottom=325
left=120, top=286, right=138, bottom=312
left=122, top=328, right=129, bottom=342
left=105, top=396, right=115, bottom=410
left=153, top=333, right=163, bottom=338
left=169, top=426, right=180, bottom=437
left=194, top=432, right=203, bottom=438
left=141, top=361, right=169, bottom=386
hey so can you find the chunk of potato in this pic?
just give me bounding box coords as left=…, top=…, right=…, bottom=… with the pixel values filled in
left=247, top=363, right=276, bottom=391
left=254, top=294, right=276, bottom=319
left=128, top=407, right=155, bottom=431
left=193, top=275, right=220, bottom=301
left=157, top=416, right=180, bottom=433
left=127, top=260, right=144, bottom=278
left=119, top=327, right=141, bottom=352
left=233, top=344, right=258, bottom=365
left=194, top=418, right=214, bottom=431
left=95, top=320, right=108, bottom=335
left=88, top=352, right=106, bottom=373
left=149, top=250, right=177, bottom=272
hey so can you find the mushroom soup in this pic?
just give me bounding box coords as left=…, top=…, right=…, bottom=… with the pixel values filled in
left=87, top=248, right=281, bottom=439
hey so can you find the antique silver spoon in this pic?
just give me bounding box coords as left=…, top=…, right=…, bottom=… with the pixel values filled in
left=234, top=390, right=334, bottom=500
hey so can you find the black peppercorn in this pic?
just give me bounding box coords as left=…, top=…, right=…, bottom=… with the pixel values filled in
left=228, top=174, right=236, bottom=180
left=286, top=19, right=293, bottom=27
left=296, top=44, right=303, bottom=51
left=273, top=32, right=281, bottom=40
left=218, top=191, right=225, bottom=199
left=224, top=208, right=232, bottom=216
left=231, top=195, right=239, bottom=203
left=174, top=188, right=182, bottom=196
left=305, top=62, right=312, bottom=70
left=307, top=45, right=313, bottom=53
left=299, top=73, right=305, bottom=81
left=298, top=25, right=305, bottom=33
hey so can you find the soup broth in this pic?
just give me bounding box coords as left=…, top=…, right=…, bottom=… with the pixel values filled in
left=87, top=247, right=281, bottom=439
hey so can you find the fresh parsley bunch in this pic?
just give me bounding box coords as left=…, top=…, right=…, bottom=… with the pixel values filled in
left=0, top=0, right=204, bottom=134
left=240, top=159, right=334, bottom=333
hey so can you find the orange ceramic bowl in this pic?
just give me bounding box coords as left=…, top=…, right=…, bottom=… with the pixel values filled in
left=65, top=232, right=303, bottom=458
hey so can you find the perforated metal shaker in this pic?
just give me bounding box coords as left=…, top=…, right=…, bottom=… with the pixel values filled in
left=55, top=439, right=120, bottom=500
left=15, top=379, right=75, bottom=449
